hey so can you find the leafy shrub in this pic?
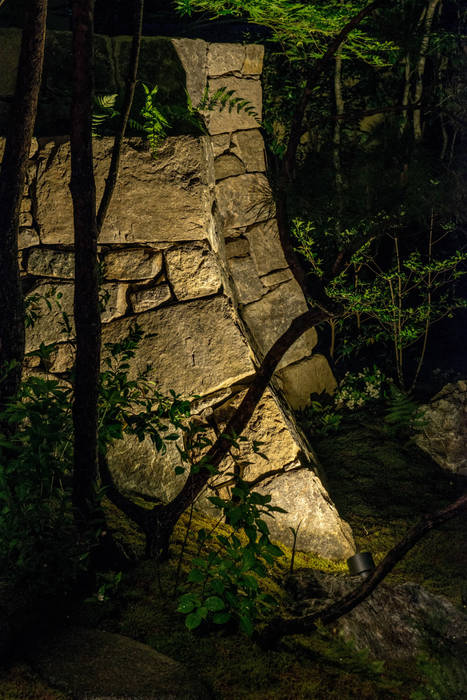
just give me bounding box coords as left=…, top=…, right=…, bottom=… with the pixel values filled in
left=177, top=480, right=284, bottom=636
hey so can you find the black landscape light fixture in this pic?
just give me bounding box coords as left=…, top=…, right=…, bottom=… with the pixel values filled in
left=347, top=551, right=375, bottom=579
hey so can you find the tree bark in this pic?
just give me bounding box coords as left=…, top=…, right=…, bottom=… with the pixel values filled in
left=0, top=0, right=47, bottom=411
left=413, top=0, right=441, bottom=142
left=70, top=0, right=100, bottom=525
left=258, top=491, right=467, bottom=647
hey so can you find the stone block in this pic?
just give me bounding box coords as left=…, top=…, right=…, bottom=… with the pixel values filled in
left=228, top=255, right=266, bottom=304
left=19, top=212, right=33, bottom=228
left=18, top=228, right=40, bottom=250
left=101, top=296, right=255, bottom=397
left=26, top=248, right=75, bottom=279
left=171, top=38, right=207, bottom=107
left=213, top=388, right=302, bottom=482
left=204, top=77, right=262, bottom=134
left=25, top=283, right=75, bottom=353
left=210, top=133, right=231, bottom=157
left=246, top=218, right=288, bottom=276
left=261, top=269, right=293, bottom=287
left=165, top=244, right=222, bottom=301
left=48, top=342, right=75, bottom=373
left=103, top=249, right=163, bottom=281
left=231, top=129, right=266, bottom=172
left=214, top=153, right=245, bottom=180
left=225, top=237, right=250, bottom=259
left=258, top=469, right=355, bottom=560
left=107, top=432, right=187, bottom=504
left=129, top=284, right=172, bottom=313
left=36, top=137, right=212, bottom=244
left=198, top=387, right=354, bottom=559
left=242, top=45, right=265, bottom=75
left=241, top=279, right=317, bottom=368
left=101, top=283, right=128, bottom=323
left=276, top=354, right=338, bottom=408
left=215, top=173, right=274, bottom=229
left=207, top=43, right=245, bottom=76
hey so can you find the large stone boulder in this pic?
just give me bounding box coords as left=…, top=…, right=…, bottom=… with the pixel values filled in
left=286, top=569, right=467, bottom=670
left=28, top=626, right=213, bottom=699
left=415, top=381, right=467, bottom=476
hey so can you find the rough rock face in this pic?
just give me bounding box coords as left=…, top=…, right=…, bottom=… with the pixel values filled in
left=415, top=381, right=467, bottom=475
left=3, top=33, right=353, bottom=559
left=286, top=570, right=467, bottom=673
left=28, top=627, right=212, bottom=699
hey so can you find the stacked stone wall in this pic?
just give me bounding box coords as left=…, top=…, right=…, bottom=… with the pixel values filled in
left=0, top=31, right=352, bottom=559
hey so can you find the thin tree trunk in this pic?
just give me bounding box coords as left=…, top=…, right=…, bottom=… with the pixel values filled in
left=275, top=1, right=385, bottom=309
left=258, top=491, right=467, bottom=647
left=413, top=0, right=441, bottom=142
left=0, top=0, right=47, bottom=411
left=97, top=0, right=144, bottom=233
left=70, top=0, right=100, bottom=526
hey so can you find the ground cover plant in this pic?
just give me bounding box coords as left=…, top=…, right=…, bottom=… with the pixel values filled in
left=2, top=397, right=465, bottom=699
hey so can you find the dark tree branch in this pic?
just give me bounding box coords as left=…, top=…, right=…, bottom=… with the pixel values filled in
left=70, top=0, right=100, bottom=524
left=96, top=0, right=144, bottom=233
left=257, top=491, right=467, bottom=647
left=283, top=0, right=386, bottom=182
left=0, top=0, right=47, bottom=410
left=274, top=1, right=387, bottom=309
left=101, top=307, right=334, bottom=557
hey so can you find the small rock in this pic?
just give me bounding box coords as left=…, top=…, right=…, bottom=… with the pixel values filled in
left=103, top=249, right=163, bottom=281
left=28, top=626, right=213, bottom=699
left=415, top=380, right=467, bottom=475
left=130, top=284, right=172, bottom=313
left=165, top=244, right=222, bottom=301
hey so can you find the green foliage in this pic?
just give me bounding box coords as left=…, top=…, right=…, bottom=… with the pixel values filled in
left=128, top=83, right=170, bottom=157
left=197, top=85, right=260, bottom=123
left=92, top=93, right=119, bottom=136
left=293, top=214, right=467, bottom=389
left=178, top=480, right=285, bottom=635
left=335, top=366, right=386, bottom=411
left=176, top=0, right=397, bottom=64
left=384, top=384, right=425, bottom=437
left=0, top=373, right=88, bottom=592
left=0, top=321, right=196, bottom=593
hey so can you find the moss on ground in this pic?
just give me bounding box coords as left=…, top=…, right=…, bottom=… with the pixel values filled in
left=2, top=408, right=465, bottom=698
left=314, top=411, right=467, bottom=603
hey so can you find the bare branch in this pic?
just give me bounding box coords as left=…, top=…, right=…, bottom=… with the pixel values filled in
left=258, top=491, right=467, bottom=647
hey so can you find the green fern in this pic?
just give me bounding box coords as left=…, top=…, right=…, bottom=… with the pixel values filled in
left=384, top=384, right=424, bottom=436
left=197, top=85, right=261, bottom=123
left=129, top=83, right=170, bottom=158
left=92, top=93, right=120, bottom=136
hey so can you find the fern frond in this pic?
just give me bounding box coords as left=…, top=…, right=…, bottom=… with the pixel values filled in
left=196, top=85, right=261, bottom=124
left=92, top=93, right=120, bottom=136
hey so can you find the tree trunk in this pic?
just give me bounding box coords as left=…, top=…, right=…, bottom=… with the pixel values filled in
left=70, top=0, right=100, bottom=526
left=0, top=0, right=47, bottom=411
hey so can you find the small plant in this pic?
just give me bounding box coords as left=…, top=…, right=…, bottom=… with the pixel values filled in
left=384, top=383, right=425, bottom=437
left=334, top=366, right=386, bottom=411
left=177, top=479, right=285, bottom=636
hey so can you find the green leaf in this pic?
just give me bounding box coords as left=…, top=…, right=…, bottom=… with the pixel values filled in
left=212, top=611, right=231, bottom=625
left=238, top=613, right=254, bottom=636
left=205, top=596, right=225, bottom=612
left=188, top=568, right=205, bottom=583
left=185, top=610, right=203, bottom=630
